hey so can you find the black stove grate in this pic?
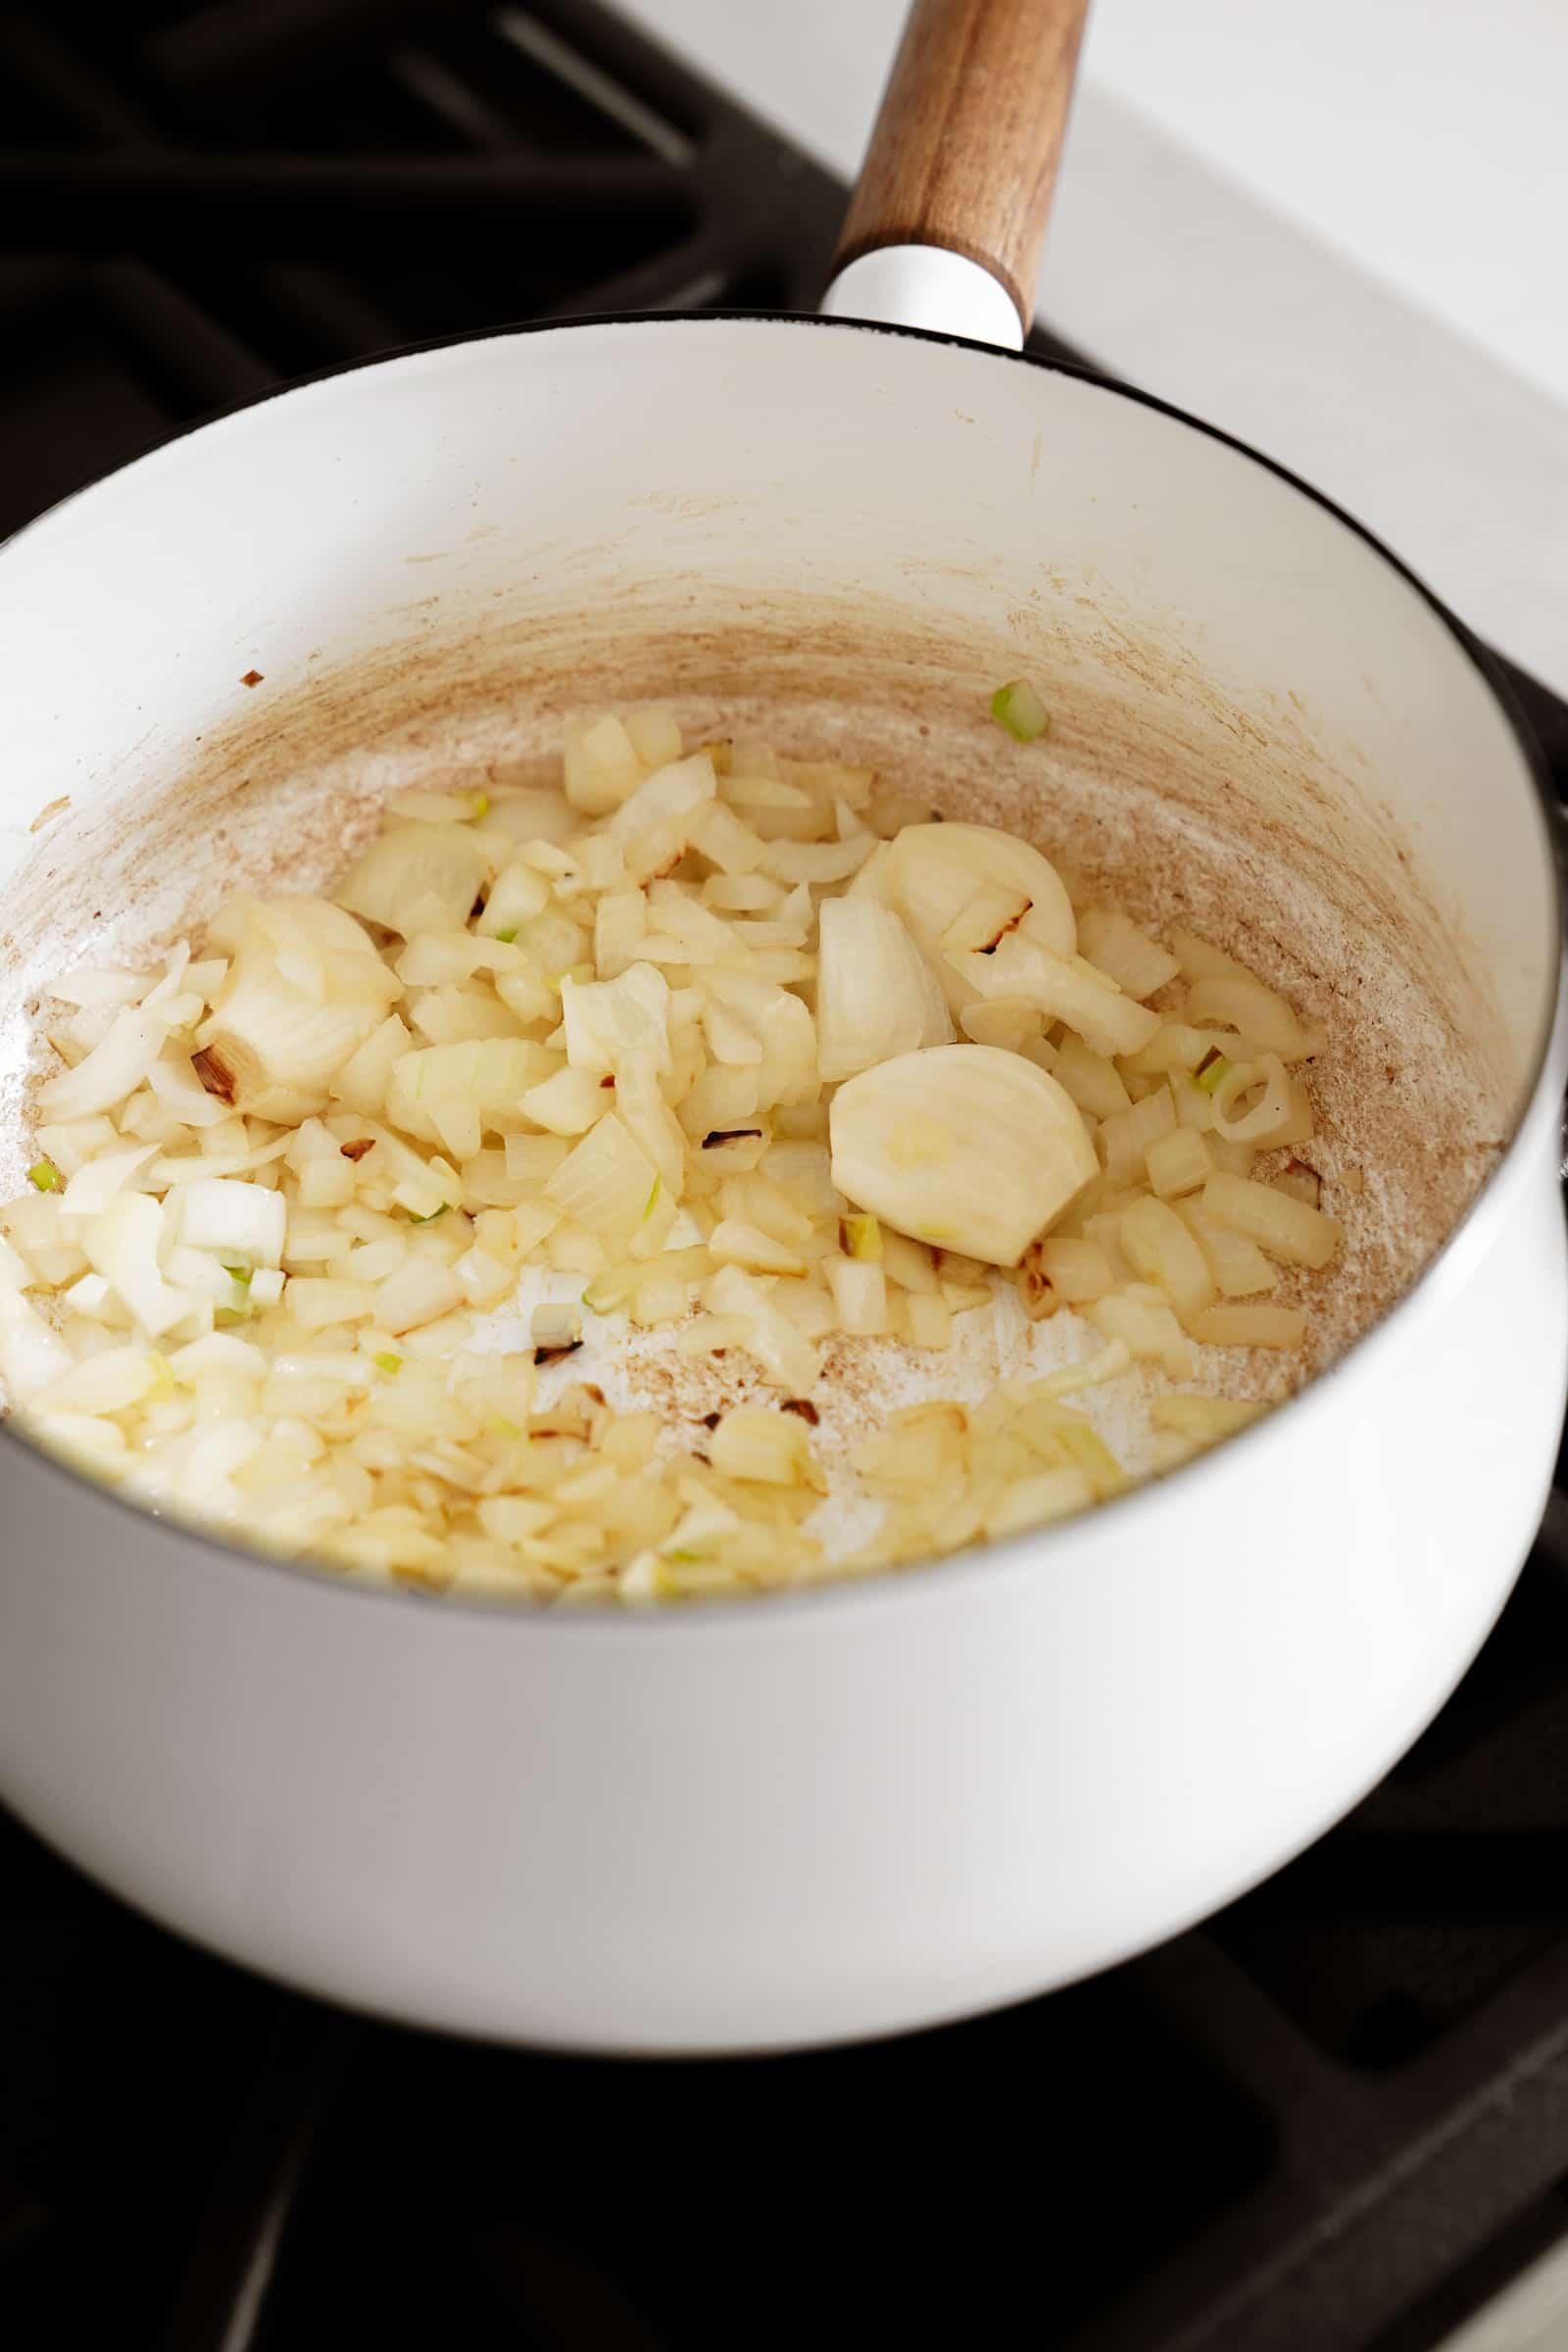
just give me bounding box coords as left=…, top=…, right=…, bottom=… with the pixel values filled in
left=3, top=7, right=1567, bottom=2349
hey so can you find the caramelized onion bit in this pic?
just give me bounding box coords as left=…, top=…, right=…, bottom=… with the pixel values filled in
left=190, top=1046, right=235, bottom=1102
left=1275, top=1157, right=1323, bottom=1208
left=1018, top=1243, right=1059, bottom=1319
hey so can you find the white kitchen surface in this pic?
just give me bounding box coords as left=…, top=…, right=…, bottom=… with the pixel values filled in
left=1440, top=2235, right=1568, bottom=2352
left=622, top=0, right=1568, bottom=695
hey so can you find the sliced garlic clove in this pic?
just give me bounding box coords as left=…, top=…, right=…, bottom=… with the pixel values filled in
left=828, top=1043, right=1098, bottom=1267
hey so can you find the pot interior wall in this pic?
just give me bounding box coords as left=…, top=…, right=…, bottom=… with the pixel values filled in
left=0, top=318, right=1551, bottom=1411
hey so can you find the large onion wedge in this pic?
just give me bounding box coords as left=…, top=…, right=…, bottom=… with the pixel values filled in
left=828, top=1043, right=1097, bottom=1266
left=815, top=897, right=954, bottom=1082
left=884, top=822, right=1076, bottom=1012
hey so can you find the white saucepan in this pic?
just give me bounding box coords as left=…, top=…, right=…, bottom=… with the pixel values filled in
left=0, top=0, right=1562, bottom=2052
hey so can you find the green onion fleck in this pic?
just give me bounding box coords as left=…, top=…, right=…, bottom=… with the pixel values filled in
left=1195, top=1048, right=1231, bottom=1095
left=642, top=1175, right=662, bottom=1223
left=26, top=1158, right=61, bottom=1192
left=494, top=926, right=518, bottom=944
left=471, top=792, right=491, bottom=818
left=221, top=1262, right=253, bottom=1286
left=990, top=679, right=1050, bottom=743
left=491, top=1415, right=523, bottom=1441
left=372, top=1351, right=403, bottom=1374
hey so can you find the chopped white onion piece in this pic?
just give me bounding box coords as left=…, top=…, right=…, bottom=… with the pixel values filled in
left=814, top=898, right=953, bottom=1083
left=82, top=1195, right=193, bottom=1339
left=47, top=965, right=148, bottom=1010
left=36, top=1006, right=164, bottom=1120
left=546, top=1114, right=659, bottom=1244
left=177, top=1177, right=287, bottom=1268
left=0, top=1235, right=74, bottom=1391
left=34, top=1346, right=162, bottom=1417
left=560, top=962, right=671, bottom=1077
left=335, top=822, right=489, bottom=937
left=608, top=751, right=716, bottom=844
left=563, top=713, right=643, bottom=814
left=58, top=1142, right=158, bottom=1219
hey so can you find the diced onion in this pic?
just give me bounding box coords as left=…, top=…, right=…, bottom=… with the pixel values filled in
left=36, top=1006, right=165, bottom=1120
left=1176, top=1198, right=1278, bottom=1298
left=824, top=1254, right=888, bottom=1336
left=1055, top=1036, right=1131, bottom=1119
left=1087, top=1287, right=1194, bottom=1379
left=1185, top=972, right=1324, bottom=1062
left=82, top=1195, right=193, bottom=1338
left=336, top=823, right=489, bottom=937
left=563, top=713, right=643, bottom=814
left=177, top=1176, right=287, bottom=1267
left=709, top=1405, right=823, bottom=1489
left=0, top=701, right=1345, bottom=1603
left=1100, top=1084, right=1177, bottom=1190
left=1190, top=1301, right=1307, bottom=1350
left=1144, top=1126, right=1212, bottom=1199
left=1035, top=1238, right=1115, bottom=1302
left=1201, top=1172, right=1344, bottom=1269
left=1118, top=1195, right=1216, bottom=1323
left=608, top=750, right=716, bottom=846
left=955, top=933, right=1160, bottom=1058
left=546, top=1114, right=660, bottom=1244
left=815, top=898, right=953, bottom=1082
left=58, top=1141, right=158, bottom=1219
left=1152, top=1393, right=1269, bottom=1442
left=0, top=1236, right=73, bottom=1391
left=560, top=962, right=671, bottom=1077
left=1077, top=908, right=1180, bottom=1000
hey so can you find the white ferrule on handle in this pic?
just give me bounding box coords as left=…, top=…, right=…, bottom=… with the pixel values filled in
left=819, top=245, right=1026, bottom=351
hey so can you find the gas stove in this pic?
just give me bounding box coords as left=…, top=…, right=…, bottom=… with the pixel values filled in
left=3, top=8, right=1568, bottom=2348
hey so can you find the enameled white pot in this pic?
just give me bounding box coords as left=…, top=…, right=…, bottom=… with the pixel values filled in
left=0, top=297, right=1561, bottom=2050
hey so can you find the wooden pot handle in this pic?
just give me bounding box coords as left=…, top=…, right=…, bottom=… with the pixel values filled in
left=829, top=0, right=1093, bottom=338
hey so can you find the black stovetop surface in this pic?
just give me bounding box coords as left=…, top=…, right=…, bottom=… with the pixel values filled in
left=3, top=7, right=1568, bottom=2348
